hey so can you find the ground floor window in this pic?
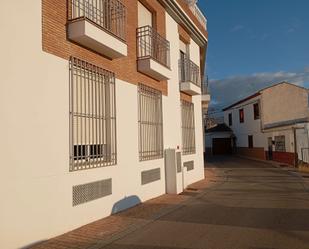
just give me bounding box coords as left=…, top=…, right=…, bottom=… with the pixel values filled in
left=181, top=100, right=196, bottom=155
left=138, top=84, right=164, bottom=161
left=69, top=57, right=117, bottom=171
left=275, top=136, right=286, bottom=152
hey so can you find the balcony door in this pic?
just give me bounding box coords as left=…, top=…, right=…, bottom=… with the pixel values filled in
left=138, top=1, right=153, bottom=28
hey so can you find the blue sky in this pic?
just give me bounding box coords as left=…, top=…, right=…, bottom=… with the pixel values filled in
left=198, top=0, right=309, bottom=112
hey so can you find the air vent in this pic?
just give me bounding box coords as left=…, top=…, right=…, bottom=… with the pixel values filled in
left=73, top=179, right=112, bottom=206
left=184, top=161, right=194, bottom=171
left=141, top=168, right=161, bottom=185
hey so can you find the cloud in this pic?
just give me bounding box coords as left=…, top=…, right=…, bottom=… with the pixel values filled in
left=230, top=25, right=245, bottom=33
left=208, top=70, right=309, bottom=111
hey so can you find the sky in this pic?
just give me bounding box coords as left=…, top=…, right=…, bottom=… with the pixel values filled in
left=197, top=0, right=309, bottom=114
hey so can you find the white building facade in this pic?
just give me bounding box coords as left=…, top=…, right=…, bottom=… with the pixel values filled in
left=0, top=1, right=210, bottom=248
left=223, top=82, right=309, bottom=165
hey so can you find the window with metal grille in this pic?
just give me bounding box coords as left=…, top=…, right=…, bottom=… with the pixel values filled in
left=181, top=101, right=196, bottom=155
left=138, top=84, right=164, bottom=161
left=275, top=136, right=286, bottom=152
left=69, top=57, right=117, bottom=171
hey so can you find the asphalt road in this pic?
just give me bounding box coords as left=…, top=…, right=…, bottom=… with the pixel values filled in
left=103, top=156, right=309, bottom=249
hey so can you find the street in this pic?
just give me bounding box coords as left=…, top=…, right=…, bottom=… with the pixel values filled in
left=104, top=156, right=309, bottom=249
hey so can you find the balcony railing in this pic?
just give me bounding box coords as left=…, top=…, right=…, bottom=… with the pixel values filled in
left=137, top=26, right=171, bottom=68
left=189, top=4, right=207, bottom=30
left=69, top=0, right=126, bottom=41
left=179, top=57, right=201, bottom=87
left=202, top=77, right=209, bottom=94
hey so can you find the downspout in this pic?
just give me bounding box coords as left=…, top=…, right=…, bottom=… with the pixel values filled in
left=293, top=127, right=298, bottom=168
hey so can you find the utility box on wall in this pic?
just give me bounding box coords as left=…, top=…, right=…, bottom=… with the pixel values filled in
left=164, top=149, right=183, bottom=194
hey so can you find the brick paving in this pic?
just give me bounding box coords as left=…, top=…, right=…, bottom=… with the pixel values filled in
left=30, top=168, right=218, bottom=249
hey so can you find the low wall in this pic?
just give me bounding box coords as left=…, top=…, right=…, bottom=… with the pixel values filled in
left=272, top=151, right=297, bottom=166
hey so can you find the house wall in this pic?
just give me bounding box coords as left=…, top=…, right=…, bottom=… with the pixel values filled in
left=261, top=83, right=309, bottom=126
left=0, top=1, right=205, bottom=248
left=224, top=96, right=267, bottom=159
left=264, top=124, right=309, bottom=165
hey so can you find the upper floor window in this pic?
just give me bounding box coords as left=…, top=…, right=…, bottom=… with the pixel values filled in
left=228, top=113, right=232, bottom=126
left=69, top=57, right=117, bottom=171
left=253, top=103, right=260, bottom=120
left=239, top=109, right=244, bottom=123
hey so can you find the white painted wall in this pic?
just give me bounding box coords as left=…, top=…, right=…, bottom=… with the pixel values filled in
left=224, top=96, right=267, bottom=149
left=0, top=2, right=205, bottom=248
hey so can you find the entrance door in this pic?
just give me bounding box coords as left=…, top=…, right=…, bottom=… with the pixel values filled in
left=268, top=137, right=273, bottom=160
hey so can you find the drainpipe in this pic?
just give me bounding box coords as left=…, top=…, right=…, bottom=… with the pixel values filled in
left=293, top=127, right=298, bottom=168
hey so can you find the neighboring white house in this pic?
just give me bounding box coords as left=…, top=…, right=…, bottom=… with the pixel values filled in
left=0, top=1, right=210, bottom=248
left=223, top=82, right=309, bottom=165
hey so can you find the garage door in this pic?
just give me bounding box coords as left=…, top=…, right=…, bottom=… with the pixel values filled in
left=212, top=138, right=232, bottom=155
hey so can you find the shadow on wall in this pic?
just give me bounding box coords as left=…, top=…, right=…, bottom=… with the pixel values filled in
left=111, top=195, right=142, bottom=214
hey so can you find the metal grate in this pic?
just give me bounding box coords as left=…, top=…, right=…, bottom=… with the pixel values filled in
left=137, top=25, right=170, bottom=68
left=69, top=57, right=117, bottom=171
left=179, top=56, right=201, bottom=87
left=181, top=100, right=196, bottom=155
left=69, top=0, right=126, bottom=41
left=138, top=84, right=164, bottom=161
left=275, top=136, right=286, bottom=152
left=202, top=76, right=209, bottom=95
left=141, top=168, right=161, bottom=185
left=184, top=161, right=194, bottom=171
left=73, top=179, right=112, bottom=206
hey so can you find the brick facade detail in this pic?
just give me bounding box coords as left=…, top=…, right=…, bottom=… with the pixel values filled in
left=42, top=0, right=169, bottom=95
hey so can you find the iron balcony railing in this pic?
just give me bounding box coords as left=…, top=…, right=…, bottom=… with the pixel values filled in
left=137, top=26, right=171, bottom=68
left=189, top=4, right=207, bottom=30
left=202, top=77, right=209, bottom=94
left=179, top=57, right=201, bottom=87
left=69, top=0, right=126, bottom=42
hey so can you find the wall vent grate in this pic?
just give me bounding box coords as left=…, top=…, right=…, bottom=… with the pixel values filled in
left=141, top=168, right=161, bottom=185
left=73, top=179, right=112, bottom=206
left=184, top=161, right=194, bottom=171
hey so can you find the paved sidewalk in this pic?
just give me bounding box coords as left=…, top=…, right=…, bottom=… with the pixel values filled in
left=31, top=168, right=219, bottom=249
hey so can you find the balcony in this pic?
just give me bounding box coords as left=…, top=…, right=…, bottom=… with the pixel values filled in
left=179, top=57, right=201, bottom=95
left=184, top=0, right=207, bottom=30
left=137, top=26, right=171, bottom=81
left=68, top=0, right=127, bottom=59
left=201, top=79, right=211, bottom=108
